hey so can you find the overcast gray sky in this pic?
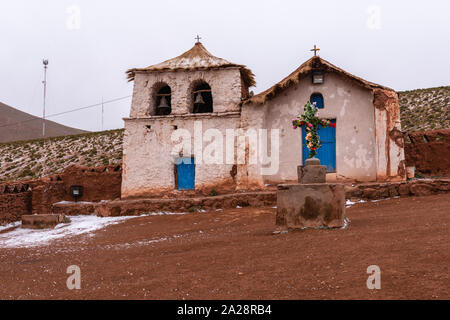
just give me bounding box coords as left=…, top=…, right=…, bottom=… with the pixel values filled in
left=1, top=0, right=449, bottom=132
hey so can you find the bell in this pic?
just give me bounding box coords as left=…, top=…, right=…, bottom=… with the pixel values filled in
left=158, top=96, right=169, bottom=108
left=194, top=92, right=205, bottom=104
left=156, top=96, right=170, bottom=115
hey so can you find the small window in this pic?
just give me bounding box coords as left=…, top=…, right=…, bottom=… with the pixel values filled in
left=192, top=81, right=213, bottom=113
left=154, top=84, right=171, bottom=116
left=310, top=93, right=324, bottom=109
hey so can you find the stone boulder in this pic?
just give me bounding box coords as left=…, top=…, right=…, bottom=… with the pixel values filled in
left=22, top=214, right=66, bottom=229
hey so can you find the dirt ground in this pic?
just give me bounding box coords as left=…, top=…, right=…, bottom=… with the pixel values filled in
left=0, top=194, right=448, bottom=300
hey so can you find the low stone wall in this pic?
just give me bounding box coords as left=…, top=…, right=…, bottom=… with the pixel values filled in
left=3, top=170, right=449, bottom=222
left=53, top=192, right=277, bottom=216
left=0, top=183, right=32, bottom=224
left=51, top=179, right=450, bottom=216
left=404, top=129, right=450, bottom=176
left=345, top=179, right=450, bottom=200
left=52, top=202, right=97, bottom=216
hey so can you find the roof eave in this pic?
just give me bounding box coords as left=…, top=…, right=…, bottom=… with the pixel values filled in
left=126, top=65, right=255, bottom=88
left=242, top=56, right=394, bottom=106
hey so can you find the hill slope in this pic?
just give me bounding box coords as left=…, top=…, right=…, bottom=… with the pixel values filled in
left=0, top=102, right=87, bottom=143
left=399, top=86, right=450, bottom=132
left=0, top=86, right=449, bottom=183
left=0, top=130, right=123, bottom=182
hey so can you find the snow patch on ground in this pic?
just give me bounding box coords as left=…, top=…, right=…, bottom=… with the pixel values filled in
left=345, top=199, right=366, bottom=207
left=145, top=211, right=188, bottom=216
left=345, top=197, right=400, bottom=208
left=0, top=221, right=21, bottom=232
left=370, top=196, right=400, bottom=202
left=0, top=215, right=136, bottom=248
left=0, top=210, right=192, bottom=248
left=54, top=201, right=94, bottom=205
left=105, top=234, right=183, bottom=250
left=341, top=217, right=351, bottom=229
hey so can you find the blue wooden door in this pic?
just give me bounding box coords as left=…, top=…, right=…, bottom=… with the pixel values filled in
left=302, top=120, right=336, bottom=172
left=176, top=157, right=195, bottom=190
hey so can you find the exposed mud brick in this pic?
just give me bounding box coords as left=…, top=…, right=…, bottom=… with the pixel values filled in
left=60, top=164, right=122, bottom=202
left=404, top=129, right=450, bottom=176
left=373, top=89, right=397, bottom=110
left=31, top=181, right=66, bottom=215
left=0, top=189, right=32, bottom=224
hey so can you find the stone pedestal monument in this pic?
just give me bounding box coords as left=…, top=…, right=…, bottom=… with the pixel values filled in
left=276, top=158, right=346, bottom=230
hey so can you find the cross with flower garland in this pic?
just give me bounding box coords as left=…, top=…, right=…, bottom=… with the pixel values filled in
left=292, top=101, right=336, bottom=158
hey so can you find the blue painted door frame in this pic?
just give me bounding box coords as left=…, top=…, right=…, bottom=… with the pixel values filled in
left=176, top=157, right=195, bottom=190
left=302, top=120, right=336, bottom=172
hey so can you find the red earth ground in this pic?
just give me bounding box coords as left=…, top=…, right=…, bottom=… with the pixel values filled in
left=0, top=194, right=448, bottom=300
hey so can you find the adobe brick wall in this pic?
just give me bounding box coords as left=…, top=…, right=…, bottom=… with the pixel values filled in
left=404, top=129, right=450, bottom=176
left=30, top=180, right=66, bottom=215
left=59, top=164, right=122, bottom=202
left=30, top=164, right=122, bottom=214
left=0, top=183, right=32, bottom=224
left=0, top=164, right=122, bottom=221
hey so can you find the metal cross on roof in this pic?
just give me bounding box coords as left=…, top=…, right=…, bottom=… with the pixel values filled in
left=310, top=45, right=320, bottom=56
left=195, top=35, right=202, bottom=43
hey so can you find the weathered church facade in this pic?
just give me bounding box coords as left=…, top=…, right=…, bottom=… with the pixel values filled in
left=121, top=41, right=405, bottom=199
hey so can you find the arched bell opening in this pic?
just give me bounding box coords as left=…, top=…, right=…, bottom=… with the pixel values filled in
left=151, top=82, right=172, bottom=116
left=191, top=81, right=213, bottom=113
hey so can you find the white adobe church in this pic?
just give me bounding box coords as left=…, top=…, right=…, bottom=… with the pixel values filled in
left=121, top=40, right=405, bottom=199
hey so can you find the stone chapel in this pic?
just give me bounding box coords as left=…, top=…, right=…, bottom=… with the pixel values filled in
left=121, top=41, right=405, bottom=199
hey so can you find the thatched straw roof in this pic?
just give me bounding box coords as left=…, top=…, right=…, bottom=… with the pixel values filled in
left=242, top=56, right=394, bottom=106
left=126, top=42, right=256, bottom=88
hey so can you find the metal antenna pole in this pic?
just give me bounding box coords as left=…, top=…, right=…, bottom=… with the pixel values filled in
left=42, top=59, right=49, bottom=137
left=101, top=96, right=104, bottom=131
